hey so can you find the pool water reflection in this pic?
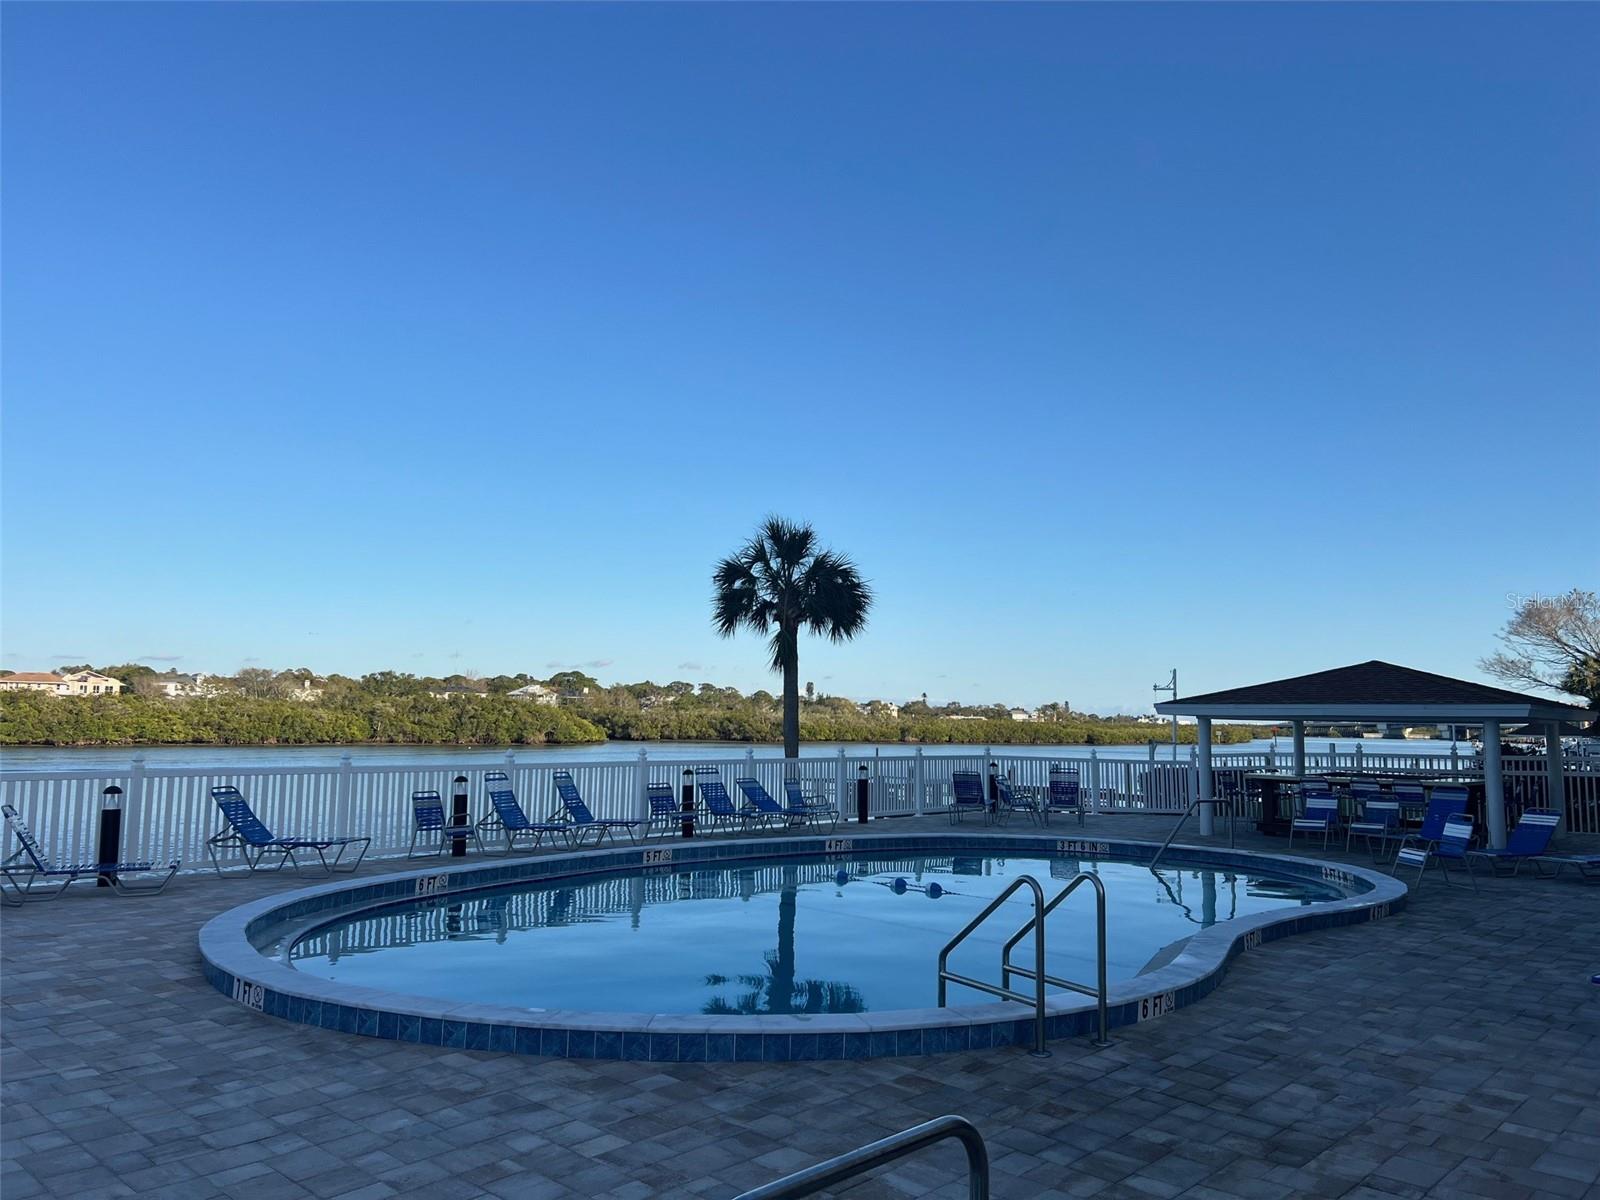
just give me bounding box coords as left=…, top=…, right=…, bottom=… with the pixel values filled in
left=288, top=853, right=1349, bottom=1014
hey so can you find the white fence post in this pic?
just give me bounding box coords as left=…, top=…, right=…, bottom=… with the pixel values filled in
left=744, top=748, right=756, bottom=779
left=334, top=752, right=353, bottom=836
left=636, top=748, right=649, bottom=821
left=913, top=747, right=924, bottom=816
left=836, top=747, right=848, bottom=813
left=1355, top=744, right=1364, bottom=770
left=126, top=754, right=147, bottom=861
left=1089, top=749, right=1101, bottom=814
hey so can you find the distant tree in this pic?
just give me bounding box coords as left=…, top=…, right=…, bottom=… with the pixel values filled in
left=1481, top=588, right=1600, bottom=706
left=102, top=663, right=158, bottom=688
left=713, top=517, right=872, bottom=760
left=55, top=664, right=95, bottom=675
left=232, top=668, right=287, bottom=699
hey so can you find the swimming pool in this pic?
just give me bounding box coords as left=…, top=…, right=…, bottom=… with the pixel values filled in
left=201, top=832, right=1406, bottom=1060
left=285, top=852, right=1346, bottom=1014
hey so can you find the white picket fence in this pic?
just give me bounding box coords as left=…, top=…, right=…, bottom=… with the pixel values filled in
left=2, top=745, right=1595, bottom=873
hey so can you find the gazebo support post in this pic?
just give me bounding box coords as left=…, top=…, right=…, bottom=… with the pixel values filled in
left=1482, top=719, right=1506, bottom=850
left=1197, top=717, right=1215, bottom=837
left=1291, top=720, right=1306, bottom=779
left=1546, top=722, right=1565, bottom=833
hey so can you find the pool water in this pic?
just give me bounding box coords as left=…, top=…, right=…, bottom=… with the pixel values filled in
left=288, top=853, right=1350, bottom=1014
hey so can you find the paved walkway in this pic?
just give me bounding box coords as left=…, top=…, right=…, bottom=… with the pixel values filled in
left=3, top=816, right=1597, bottom=1200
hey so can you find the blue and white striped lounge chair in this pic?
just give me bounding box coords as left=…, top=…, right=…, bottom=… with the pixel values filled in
left=783, top=779, right=839, bottom=830
left=950, top=771, right=990, bottom=825
left=697, top=771, right=762, bottom=832
left=995, top=778, right=1042, bottom=826
left=408, top=790, right=483, bottom=858
left=1345, top=796, right=1403, bottom=860
left=647, top=783, right=681, bottom=838
left=552, top=771, right=643, bottom=846
left=1400, top=787, right=1470, bottom=859
left=476, top=772, right=566, bottom=854
left=1394, top=814, right=1477, bottom=892
left=735, top=778, right=797, bottom=828
left=1287, top=785, right=1340, bottom=850
left=1391, top=782, right=1427, bottom=827
left=1466, top=810, right=1561, bottom=878
left=1047, top=765, right=1084, bottom=827
left=1, top=804, right=179, bottom=904
left=207, top=786, right=370, bottom=876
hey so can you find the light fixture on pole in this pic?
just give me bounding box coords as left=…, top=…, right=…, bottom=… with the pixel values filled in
left=1153, top=669, right=1179, bottom=761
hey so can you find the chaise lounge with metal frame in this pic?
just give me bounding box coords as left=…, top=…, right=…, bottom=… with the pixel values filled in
left=697, top=769, right=766, bottom=833
left=207, top=786, right=370, bottom=876
left=476, top=771, right=568, bottom=855
left=1, top=803, right=179, bottom=904
left=1464, top=809, right=1561, bottom=878
left=735, top=777, right=801, bottom=828
left=552, top=771, right=643, bottom=846
left=783, top=778, right=840, bottom=830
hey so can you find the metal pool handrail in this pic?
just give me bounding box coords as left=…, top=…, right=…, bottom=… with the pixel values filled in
left=732, top=1115, right=991, bottom=1200
left=999, top=871, right=1111, bottom=1048
left=1149, top=797, right=1236, bottom=869
left=936, top=874, right=1050, bottom=1057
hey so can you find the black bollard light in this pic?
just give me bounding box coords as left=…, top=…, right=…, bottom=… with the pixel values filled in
left=681, top=768, right=696, bottom=839
left=97, top=785, right=124, bottom=887
left=856, top=764, right=870, bottom=825
left=451, top=775, right=469, bottom=858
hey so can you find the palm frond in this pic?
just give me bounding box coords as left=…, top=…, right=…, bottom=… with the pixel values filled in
left=802, top=551, right=873, bottom=641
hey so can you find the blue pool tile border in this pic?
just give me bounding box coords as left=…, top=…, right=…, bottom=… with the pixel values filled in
left=199, top=830, right=1409, bottom=1062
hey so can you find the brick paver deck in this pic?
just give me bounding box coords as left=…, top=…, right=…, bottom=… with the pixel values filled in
left=3, top=815, right=1597, bottom=1200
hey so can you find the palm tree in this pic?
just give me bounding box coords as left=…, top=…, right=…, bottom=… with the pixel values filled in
left=713, top=517, right=873, bottom=760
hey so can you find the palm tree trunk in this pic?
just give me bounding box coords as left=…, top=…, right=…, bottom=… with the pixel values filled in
left=781, top=629, right=800, bottom=761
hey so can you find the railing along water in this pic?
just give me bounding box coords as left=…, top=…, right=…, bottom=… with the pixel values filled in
left=4, top=747, right=1594, bottom=872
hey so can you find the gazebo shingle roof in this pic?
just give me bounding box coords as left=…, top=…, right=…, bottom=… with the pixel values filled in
left=1176, top=661, right=1567, bottom=708
left=1156, top=660, right=1595, bottom=723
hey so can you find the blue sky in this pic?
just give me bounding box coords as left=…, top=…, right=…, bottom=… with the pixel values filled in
left=3, top=4, right=1596, bottom=712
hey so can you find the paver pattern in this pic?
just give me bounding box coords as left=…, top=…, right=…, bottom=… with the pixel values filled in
left=3, top=814, right=1597, bottom=1200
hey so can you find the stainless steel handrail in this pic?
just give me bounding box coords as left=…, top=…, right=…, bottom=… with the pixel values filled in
left=732, top=1115, right=990, bottom=1200
left=1149, top=797, right=1236, bottom=869
left=936, top=874, right=1050, bottom=1057
left=999, top=872, right=1111, bottom=1048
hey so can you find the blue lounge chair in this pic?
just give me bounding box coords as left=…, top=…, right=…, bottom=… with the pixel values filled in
left=697, top=771, right=762, bottom=832
left=207, top=786, right=370, bottom=876
left=409, top=790, right=483, bottom=857
left=1047, top=765, right=1084, bottom=827
left=950, top=771, right=989, bottom=824
left=1397, top=786, right=1470, bottom=860
left=1345, top=796, right=1403, bottom=860
left=783, top=779, right=839, bottom=830
left=1466, top=810, right=1560, bottom=878
left=735, top=778, right=797, bottom=828
left=1394, top=814, right=1477, bottom=892
left=995, top=778, right=1042, bottom=826
left=552, top=771, right=643, bottom=846
left=1, top=804, right=179, bottom=904
left=476, top=771, right=566, bottom=854
left=647, top=783, right=681, bottom=838
left=1392, top=781, right=1427, bottom=825
left=1288, top=785, right=1340, bottom=850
